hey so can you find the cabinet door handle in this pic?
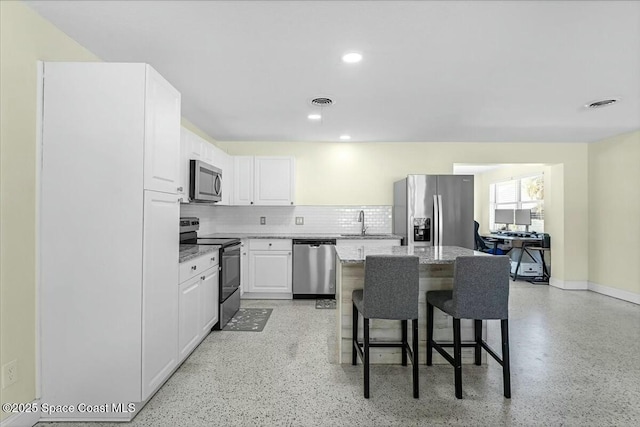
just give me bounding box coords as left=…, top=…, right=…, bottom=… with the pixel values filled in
left=177, top=186, right=183, bottom=192
left=250, top=201, right=254, bottom=205
left=201, top=275, right=205, bottom=280
left=211, top=257, right=216, bottom=261
left=191, top=266, right=197, bottom=271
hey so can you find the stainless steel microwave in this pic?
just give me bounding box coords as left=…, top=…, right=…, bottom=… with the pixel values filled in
left=189, top=160, right=222, bottom=202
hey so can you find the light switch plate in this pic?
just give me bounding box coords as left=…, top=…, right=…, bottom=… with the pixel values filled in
left=295, top=217, right=304, bottom=225
left=260, top=217, right=266, bottom=225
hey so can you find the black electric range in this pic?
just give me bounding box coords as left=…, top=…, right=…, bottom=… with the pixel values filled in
left=196, top=237, right=241, bottom=247
left=179, top=218, right=241, bottom=329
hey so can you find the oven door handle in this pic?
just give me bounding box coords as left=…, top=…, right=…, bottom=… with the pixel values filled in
left=222, top=243, right=241, bottom=253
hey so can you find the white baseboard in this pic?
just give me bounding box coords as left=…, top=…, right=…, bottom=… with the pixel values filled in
left=0, top=400, right=40, bottom=427
left=549, top=277, right=588, bottom=290
left=588, top=281, right=640, bottom=305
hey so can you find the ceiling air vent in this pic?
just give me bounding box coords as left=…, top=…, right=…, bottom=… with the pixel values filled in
left=310, top=97, right=334, bottom=107
left=586, top=98, right=619, bottom=109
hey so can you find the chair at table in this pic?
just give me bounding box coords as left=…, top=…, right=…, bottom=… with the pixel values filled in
left=474, top=221, right=505, bottom=255
left=352, top=255, right=420, bottom=399
left=426, top=255, right=511, bottom=399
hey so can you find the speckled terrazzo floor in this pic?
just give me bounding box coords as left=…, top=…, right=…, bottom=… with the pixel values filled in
left=37, top=282, right=640, bottom=427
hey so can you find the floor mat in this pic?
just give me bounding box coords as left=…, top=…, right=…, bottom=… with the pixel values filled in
left=315, top=299, right=336, bottom=309
left=222, top=308, right=273, bottom=332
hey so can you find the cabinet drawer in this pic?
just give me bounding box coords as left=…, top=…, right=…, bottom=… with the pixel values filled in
left=179, top=252, right=219, bottom=283
left=204, top=251, right=219, bottom=269
left=249, top=239, right=292, bottom=251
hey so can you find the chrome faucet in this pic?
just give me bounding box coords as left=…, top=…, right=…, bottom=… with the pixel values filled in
left=358, top=210, right=367, bottom=235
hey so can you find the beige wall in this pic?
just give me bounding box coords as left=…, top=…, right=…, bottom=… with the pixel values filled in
left=0, top=2, right=218, bottom=417
left=182, top=118, right=218, bottom=146
left=588, top=130, right=640, bottom=295
left=0, top=0, right=635, bottom=420
left=1, top=2, right=99, bottom=416
left=219, top=141, right=590, bottom=283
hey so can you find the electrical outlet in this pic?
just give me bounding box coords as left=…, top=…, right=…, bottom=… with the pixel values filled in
left=260, top=216, right=266, bottom=225
left=295, top=217, right=304, bottom=225
left=2, top=359, right=18, bottom=389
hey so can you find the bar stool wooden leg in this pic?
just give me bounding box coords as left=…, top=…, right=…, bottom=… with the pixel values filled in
left=453, top=318, right=462, bottom=399
left=412, top=319, right=419, bottom=398
left=364, top=318, right=370, bottom=399
left=474, top=319, right=482, bottom=366
left=501, top=319, right=511, bottom=398
left=401, top=319, right=408, bottom=366
left=426, top=302, right=434, bottom=366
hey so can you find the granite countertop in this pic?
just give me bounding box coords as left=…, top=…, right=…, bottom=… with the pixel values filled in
left=179, top=244, right=220, bottom=263
left=198, top=233, right=403, bottom=240
left=336, top=245, right=488, bottom=264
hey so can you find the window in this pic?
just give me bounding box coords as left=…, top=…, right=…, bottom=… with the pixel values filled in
left=489, top=174, right=544, bottom=232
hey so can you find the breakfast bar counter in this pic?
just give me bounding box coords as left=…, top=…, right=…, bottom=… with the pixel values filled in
left=334, top=245, right=488, bottom=364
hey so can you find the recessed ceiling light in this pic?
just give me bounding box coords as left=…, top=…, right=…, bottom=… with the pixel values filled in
left=339, top=135, right=351, bottom=140
left=342, top=52, right=363, bottom=64
left=585, top=98, right=620, bottom=109
left=307, top=114, right=322, bottom=120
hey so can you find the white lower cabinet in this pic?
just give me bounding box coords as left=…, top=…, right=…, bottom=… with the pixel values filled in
left=200, top=267, right=220, bottom=335
left=179, top=276, right=201, bottom=361
left=178, top=252, right=220, bottom=363
left=142, top=191, right=180, bottom=400
left=245, top=239, right=292, bottom=298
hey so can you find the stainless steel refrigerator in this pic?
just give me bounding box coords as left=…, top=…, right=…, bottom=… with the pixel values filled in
left=393, top=175, right=475, bottom=248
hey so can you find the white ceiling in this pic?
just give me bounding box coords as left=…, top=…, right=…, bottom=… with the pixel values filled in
left=26, top=1, right=640, bottom=143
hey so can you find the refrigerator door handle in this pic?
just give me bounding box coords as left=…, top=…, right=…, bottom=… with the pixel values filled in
left=433, top=195, right=439, bottom=246
left=438, top=194, right=444, bottom=246
left=409, top=215, right=414, bottom=244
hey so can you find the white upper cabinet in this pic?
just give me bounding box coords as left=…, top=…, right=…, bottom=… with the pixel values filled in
left=179, top=127, right=233, bottom=205
left=233, top=156, right=295, bottom=206
left=233, top=156, right=255, bottom=205
left=254, top=157, right=295, bottom=205
left=144, top=66, right=181, bottom=194
left=201, top=140, right=215, bottom=165
left=210, top=144, right=233, bottom=205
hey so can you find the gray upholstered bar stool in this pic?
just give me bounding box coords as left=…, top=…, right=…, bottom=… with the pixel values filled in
left=352, top=255, right=420, bottom=399
left=426, top=255, right=511, bottom=399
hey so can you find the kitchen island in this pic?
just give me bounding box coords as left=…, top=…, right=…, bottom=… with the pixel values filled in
left=334, top=245, right=489, bottom=364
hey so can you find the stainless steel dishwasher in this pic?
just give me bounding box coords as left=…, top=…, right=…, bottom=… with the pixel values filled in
left=292, top=239, right=336, bottom=298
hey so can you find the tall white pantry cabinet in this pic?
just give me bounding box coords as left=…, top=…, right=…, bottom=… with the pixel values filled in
left=40, top=63, right=181, bottom=421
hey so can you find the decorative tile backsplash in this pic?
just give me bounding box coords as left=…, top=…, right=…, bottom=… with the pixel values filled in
left=180, top=204, right=393, bottom=235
